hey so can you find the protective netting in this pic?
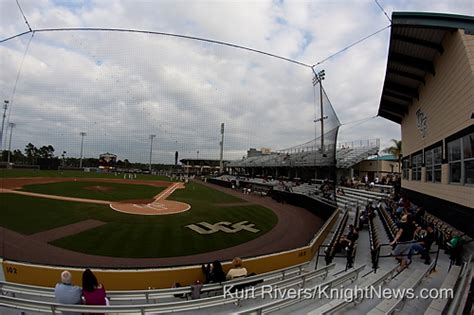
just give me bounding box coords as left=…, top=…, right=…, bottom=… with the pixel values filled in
left=1, top=29, right=340, bottom=169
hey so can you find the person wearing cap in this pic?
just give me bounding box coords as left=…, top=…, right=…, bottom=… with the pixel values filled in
left=54, top=270, right=82, bottom=315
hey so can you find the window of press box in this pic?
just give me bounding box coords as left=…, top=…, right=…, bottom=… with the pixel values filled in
left=425, top=146, right=442, bottom=183
left=402, top=158, right=409, bottom=180
left=411, top=153, right=422, bottom=181
left=447, top=133, right=474, bottom=184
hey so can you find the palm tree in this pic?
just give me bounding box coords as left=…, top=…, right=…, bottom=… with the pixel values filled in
left=383, top=139, right=402, bottom=173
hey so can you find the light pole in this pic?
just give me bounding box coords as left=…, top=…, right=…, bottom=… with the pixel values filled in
left=7, top=123, right=15, bottom=166
left=79, top=132, right=86, bottom=168
left=312, top=69, right=326, bottom=153
left=0, top=100, right=9, bottom=149
left=219, top=123, right=225, bottom=174
left=149, top=134, right=156, bottom=172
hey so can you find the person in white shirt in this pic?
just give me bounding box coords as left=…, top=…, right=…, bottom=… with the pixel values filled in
left=226, top=257, right=248, bottom=280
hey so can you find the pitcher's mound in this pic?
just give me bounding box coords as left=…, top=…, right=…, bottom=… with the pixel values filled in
left=109, top=182, right=190, bottom=215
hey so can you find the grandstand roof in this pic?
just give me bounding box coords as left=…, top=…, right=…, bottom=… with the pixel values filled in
left=378, top=12, right=474, bottom=123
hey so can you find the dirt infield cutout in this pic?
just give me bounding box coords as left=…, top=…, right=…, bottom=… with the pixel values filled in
left=109, top=182, right=190, bottom=215
left=0, top=178, right=190, bottom=216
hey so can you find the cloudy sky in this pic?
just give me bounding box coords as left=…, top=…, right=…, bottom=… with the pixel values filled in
left=0, top=0, right=472, bottom=163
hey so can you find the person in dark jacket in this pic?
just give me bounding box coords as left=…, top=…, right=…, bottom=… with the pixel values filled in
left=202, top=260, right=226, bottom=284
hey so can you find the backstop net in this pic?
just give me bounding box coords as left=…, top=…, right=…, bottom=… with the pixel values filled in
left=1, top=29, right=340, bottom=174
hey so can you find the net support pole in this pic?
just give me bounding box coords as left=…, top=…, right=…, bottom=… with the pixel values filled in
left=79, top=132, right=86, bottom=168
left=0, top=100, right=8, bottom=150
left=149, top=134, right=156, bottom=173
left=320, top=80, right=324, bottom=153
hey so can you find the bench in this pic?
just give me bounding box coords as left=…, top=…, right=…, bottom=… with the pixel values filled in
left=423, top=265, right=461, bottom=314
left=0, top=263, right=336, bottom=314
left=367, top=260, right=435, bottom=315
left=308, top=264, right=399, bottom=314
left=235, top=264, right=366, bottom=314
left=0, top=261, right=311, bottom=303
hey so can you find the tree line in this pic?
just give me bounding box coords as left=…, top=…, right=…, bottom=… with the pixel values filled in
left=2, top=143, right=175, bottom=170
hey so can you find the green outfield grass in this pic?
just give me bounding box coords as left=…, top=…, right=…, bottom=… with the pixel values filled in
left=1, top=181, right=278, bottom=258
left=0, top=169, right=173, bottom=181
left=19, top=181, right=165, bottom=201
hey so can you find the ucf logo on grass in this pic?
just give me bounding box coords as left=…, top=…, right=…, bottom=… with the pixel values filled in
left=186, top=221, right=260, bottom=234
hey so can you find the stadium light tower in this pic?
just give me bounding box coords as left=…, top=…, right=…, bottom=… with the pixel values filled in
left=149, top=134, right=156, bottom=172
left=7, top=122, right=15, bottom=166
left=312, top=69, right=327, bottom=153
left=0, top=100, right=9, bottom=149
left=79, top=132, right=87, bottom=168
left=219, top=123, right=225, bottom=174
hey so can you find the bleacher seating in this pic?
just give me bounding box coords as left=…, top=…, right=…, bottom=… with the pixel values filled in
left=367, top=261, right=436, bottom=315
left=234, top=264, right=367, bottom=314
left=0, top=262, right=312, bottom=303
left=227, top=142, right=379, bottom=169
left=378, top=203, right=397, bottom=242
left=324, top=209, right=349, bottom=265
left=336, top=186, right=390, bottom=209
left=368, top=213, right=381, bottom=270
left=0, top=263, right=337, bottom=314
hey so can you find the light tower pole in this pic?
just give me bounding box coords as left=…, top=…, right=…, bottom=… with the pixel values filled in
left=79, top=132, right=86, bottom=168
left=7, top=123, right=15, bottom=166
left=0, top=100, right=9, bottom=149
left=312, top=69, right=326, bottom=153
left=149, top=134, right=156, bottom=173
left=219, top=123, right=225, bottom=174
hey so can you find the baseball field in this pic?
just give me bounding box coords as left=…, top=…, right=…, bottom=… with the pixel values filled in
left=0, top=170, right=278, bottom=260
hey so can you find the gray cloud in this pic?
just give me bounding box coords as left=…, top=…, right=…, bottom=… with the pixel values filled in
left=1, top=0, right=472, bottom=163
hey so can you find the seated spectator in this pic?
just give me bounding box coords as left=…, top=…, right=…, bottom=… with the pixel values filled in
left=339, top=224, right=359, bottom=251
left=408, top=224, right=435, bottom=264
left=414, top=207, right=425, bottom=225
left=190, top=280, right=203, bottom=299
left=413, top=225, right=427, bottom=241
left=226, top=257, right=248, bottom=280
left=54, top=270, right=82, bottom=315
left=447, top=233, right=464, bottom=266
left=359, top=209, right=369, bottom=229
left=202, top=260, right=226, bottom=284
left=82, top=269, right=107, bottom=312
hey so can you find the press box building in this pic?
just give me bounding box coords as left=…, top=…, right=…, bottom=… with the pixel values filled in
left=378, top=12, right=474, bottom=236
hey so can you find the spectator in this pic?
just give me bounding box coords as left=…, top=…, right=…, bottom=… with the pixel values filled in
left=339, top=224, right=359, bottom=251
left=390, top=214, right=416, bottom=270
left=190, top=280, right=203, bottom=299
left=54, top=270, right=82, bottom=315
left=408, top=224, right=435, bottom=264
left=226, top=257, right=248, bottom=280
left=82, top=269, right=107, bottom=312
left=202, top=260, right=226, bottom=284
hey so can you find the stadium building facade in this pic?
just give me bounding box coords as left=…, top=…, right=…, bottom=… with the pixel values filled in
left=378, top=12, right=474, bottom=237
